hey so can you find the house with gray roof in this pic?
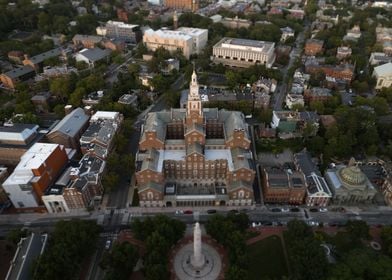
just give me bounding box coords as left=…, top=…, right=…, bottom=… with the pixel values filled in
left=75, top=48, right=111, bottom=68
left=47, top=108, right=89, bottom=149
left=0, top=65, right=35, bottom=89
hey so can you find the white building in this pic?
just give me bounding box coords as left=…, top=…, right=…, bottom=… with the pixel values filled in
left=148, top=0, right=163, bottom=5
left=373, top=62, right=392, bottom=89
left=2, top=143, right=71, bottom=209
left=285, top=93, right=304, bottom=109
left=96, top=26, right=107, bottom=36
left=143, top=28, right=208, bottom=59
left=280, top=27, right=295, bottom=42
left=212, top=37, right=275, bottom=68
left=105, top=21, right=141, bottom=44
left=176, top=27, right=209, bottom=54
left=306, top=173, right=332, bottom=207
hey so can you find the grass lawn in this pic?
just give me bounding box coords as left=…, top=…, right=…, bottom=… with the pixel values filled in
left=248, top=235, right=288, bottom=280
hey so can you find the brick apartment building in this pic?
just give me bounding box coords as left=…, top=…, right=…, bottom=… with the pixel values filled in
left=262, top=167, right=307, bottom=204
left=136, top=70, right=255, bottom=207
left=306, top=63, right=355, bottom=82
left=80, top=111, right=123, bottom=160
left=165, top=0, right=199, bottom=11
left=2, top=143, right=72, bottom=212
left=42, top=155, right=105, bottom=213
left=304, top=39, right=324, bottom=56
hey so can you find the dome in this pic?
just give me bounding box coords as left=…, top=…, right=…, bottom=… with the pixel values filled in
left=339, top=166, right=366, bottom=186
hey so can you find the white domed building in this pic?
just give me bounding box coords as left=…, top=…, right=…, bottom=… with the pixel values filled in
left=325, top=158, right=377, bottom=204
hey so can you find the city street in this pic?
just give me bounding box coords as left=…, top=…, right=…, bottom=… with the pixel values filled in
left=272, top=26, right=307, bottom=110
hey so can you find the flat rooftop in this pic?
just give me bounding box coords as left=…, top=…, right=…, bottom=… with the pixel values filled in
left=216, top=37, right=275, bottom=52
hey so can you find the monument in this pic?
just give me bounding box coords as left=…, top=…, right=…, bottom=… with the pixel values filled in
left=173, top=223, right=222, bottom=280
left=191, top=222, right=204, bottom=268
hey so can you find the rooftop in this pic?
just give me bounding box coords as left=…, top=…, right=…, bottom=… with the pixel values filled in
left=90, top=111, right=120, bottom=122
left=73, top=34, right=103, bottom=43
left=106, top=20, right=139, bottom=29
left=2, top=65, right=35, bottom=79
left=216, top=37, right=275, bottom=52
left=78, top=48, right=111, bottom=62
left=374, top=62, right=392, bottom=77
left=27, top=48, right=62, bottom=64
left=49, top=108, right=89, bottom=137
left=0, top=124, right=39, bottom=144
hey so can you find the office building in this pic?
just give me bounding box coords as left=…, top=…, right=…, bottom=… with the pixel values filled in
left=212, top=37, right=275, bottom=68
left=143, top=28, right=208, bottom=59
left=105, top=21, right=141, bottom=44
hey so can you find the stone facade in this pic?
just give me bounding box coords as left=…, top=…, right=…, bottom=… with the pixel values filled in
left=325, top=159, right=377, bottom=204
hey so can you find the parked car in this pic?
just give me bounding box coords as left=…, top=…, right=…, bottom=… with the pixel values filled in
left=290, top=208, right=300, bottom=212
left=319, top=208, right=328, bottom=212
left=271, top=208, right=282, bottom=212
left=184, top=210, right=193, bottom=215
left=229, top=209, right=239, bottom=214
left=105, top=240, right=111, bottom=250
left=207, top=209, right=217, bottom=214
left=281, top=208, right=290, bottom=212
left=175, top=210, right=184, bottom=215
left=309, top=208, right=318, bottom=212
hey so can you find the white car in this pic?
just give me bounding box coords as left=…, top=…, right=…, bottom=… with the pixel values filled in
left=105, top=240, right=111, bottom=250
left=319, top=208, right=328, bottom=212
left=281, top=208, right=290, bottom=212
left=175, top=210, right=184, bottom=215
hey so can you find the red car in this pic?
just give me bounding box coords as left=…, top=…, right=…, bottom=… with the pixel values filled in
left=184, top=210, right=193, bottom=215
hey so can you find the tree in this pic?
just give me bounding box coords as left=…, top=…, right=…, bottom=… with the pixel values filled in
left=346, top=220, right=370, bottom=241
left=100, top=242, right=139, bottom=280
left=69, top=87, right=86, bottom=107
left=33, top=220, right=100, bottom=280
left=284, top=220, right=329, bottom=280
left=102, top=172, right=119, bottom=192
left=381, top=226, right=392, bottom=257
left=50, top=77, right=73, bottom=101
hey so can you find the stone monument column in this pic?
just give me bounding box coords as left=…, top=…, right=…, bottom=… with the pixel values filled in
left=191, top=222, right=204, bottom=268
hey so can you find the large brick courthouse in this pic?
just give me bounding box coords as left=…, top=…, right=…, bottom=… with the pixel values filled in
left=135, top=70, right=255, bottom=207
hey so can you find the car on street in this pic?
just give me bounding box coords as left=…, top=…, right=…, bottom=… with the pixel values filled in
left=271, top=208, right=282, bottom=212
left=319, top=208, right=328, bottom=212
left=281, top=208, right=290, bottom=212
left=207, top=209, right=217, bottom=214
left=105, top=240, right=111, bottom=250
left=229, top=209, right=239, bottom=214
left=184, top=210, right=193, bottom=215
left=290, top=207, right=300, bottom=212
left=309, top=208, right=319, bottom=212
left=175, top=210, right=184, bottom=215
